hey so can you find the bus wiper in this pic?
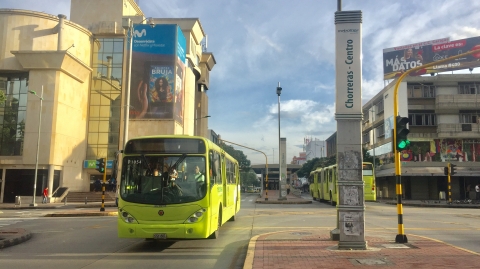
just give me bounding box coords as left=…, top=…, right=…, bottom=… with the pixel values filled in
left=171, top=154, right=187, bottom=171
left=140, top=154, right=153, bottom=175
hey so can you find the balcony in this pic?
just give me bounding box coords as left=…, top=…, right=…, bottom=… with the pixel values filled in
left=436, top=94, right=480, bottom=112
left=437, top=123, right=480, bottom=139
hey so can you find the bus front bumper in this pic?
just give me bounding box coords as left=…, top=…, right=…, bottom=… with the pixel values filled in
left=118, top=219, right=210, bottom=239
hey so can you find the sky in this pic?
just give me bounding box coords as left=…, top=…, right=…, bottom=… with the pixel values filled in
left=3, top=0, right=480, bottom=165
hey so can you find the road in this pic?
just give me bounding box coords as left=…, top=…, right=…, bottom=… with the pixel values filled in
left=0, top=193, right=479, bottom=269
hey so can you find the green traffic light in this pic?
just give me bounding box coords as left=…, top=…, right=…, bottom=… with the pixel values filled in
left=397, top=140, right=410, bottom=150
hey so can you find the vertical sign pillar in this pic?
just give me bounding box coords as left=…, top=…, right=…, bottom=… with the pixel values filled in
left=279, top=138, right=287, bottom=200
left=333, top=10, right=366, bottom=250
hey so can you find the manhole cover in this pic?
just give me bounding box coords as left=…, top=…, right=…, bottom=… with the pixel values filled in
left=350, top=259, right=389, bottom=265
left=290, top=232, right=312, bottom=235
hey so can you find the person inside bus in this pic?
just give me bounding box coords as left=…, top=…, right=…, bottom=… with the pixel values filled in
left=190, top=165, right=205, bottom=183
left=167, top=169, right=182, bottom=197
left=187, top=165, right=205, bottom=196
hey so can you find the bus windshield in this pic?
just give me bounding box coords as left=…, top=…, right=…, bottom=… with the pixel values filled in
left=120, top=155, right=206, bottom=205
left=362, top=163, right=374, bottom=176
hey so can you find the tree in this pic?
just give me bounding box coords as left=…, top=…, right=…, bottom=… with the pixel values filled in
left=363, top=147, right=379, bottom=166
left=219, top=142, right=251, bottom=170
left=0, top=90, right=5, bottom=104
left=240, top=168, right=259, bottom=187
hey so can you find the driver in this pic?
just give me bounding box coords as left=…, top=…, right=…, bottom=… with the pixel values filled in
left=168, top=169, right=183, bottom=197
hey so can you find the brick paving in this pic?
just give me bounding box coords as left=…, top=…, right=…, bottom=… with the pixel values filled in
left=246, top=231, right=480, bottom=269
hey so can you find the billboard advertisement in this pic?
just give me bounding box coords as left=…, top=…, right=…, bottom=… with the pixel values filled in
left=129, top=24, right=186, bottom=124
left=383, top=36, right=480, bottom=80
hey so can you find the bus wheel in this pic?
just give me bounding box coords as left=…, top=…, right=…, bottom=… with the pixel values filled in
left=209, top=208, right=221, bottom=239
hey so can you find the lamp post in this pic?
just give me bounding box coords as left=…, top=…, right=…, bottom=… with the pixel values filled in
left=122, top=17, right=154, bottom=147
left=29, top=86, right=43, bottom=206
left=276, top=82, right=284, bottom=199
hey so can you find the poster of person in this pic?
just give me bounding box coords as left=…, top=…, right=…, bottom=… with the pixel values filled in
left=383, top=36, right=480, bottom=80
left=128, top=24, right=186, bottom=121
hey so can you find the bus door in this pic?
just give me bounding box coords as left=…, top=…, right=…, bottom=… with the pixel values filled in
left=221, top=154, right=227, bottom=208
left=225, top=158, right=235, bottom=208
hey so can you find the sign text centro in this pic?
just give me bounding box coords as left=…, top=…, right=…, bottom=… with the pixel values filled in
left=335, top=23, right=362, bottom=114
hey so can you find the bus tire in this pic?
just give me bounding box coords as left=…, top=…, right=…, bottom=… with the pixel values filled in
left=209, top=207, right=222, bottom=239
left=311, top=191, right=316, bottom=200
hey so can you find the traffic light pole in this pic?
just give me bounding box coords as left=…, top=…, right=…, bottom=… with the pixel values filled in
left=392, top=48, right=480, bottom=244
left=447, top=163, right=452, bottom=204
left=100, top=157, right=107, bottom=212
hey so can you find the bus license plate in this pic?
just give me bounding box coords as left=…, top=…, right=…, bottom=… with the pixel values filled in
left=153, top=233, right=167, bottom=239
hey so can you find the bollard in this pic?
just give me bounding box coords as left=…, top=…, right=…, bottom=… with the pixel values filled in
left=85, top=197, right=88, bottom=204
left=64, top=197, right=67, bottom=206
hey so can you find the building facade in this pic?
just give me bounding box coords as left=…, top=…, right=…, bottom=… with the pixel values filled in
left=362, top=74, right=480, bottom=200
left=304, top=138, right=326, bottom=161
left=0, top=0, right=215, bottom=203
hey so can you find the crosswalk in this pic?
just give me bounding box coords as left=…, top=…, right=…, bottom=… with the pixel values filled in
left=0, top=218, right=26, bottom=229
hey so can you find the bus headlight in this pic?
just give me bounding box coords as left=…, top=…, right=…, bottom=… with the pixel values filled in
left=185, top=208, right=206, bottom=223
left=119, top=209, right=138, bottom=224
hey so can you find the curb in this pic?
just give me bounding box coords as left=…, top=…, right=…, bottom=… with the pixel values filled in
left=255, top=200, right=312, bottom=204
left=44, top=212, right=118, bottom=217
left=0, top=229, right=32, bottom=249
left=384, top=202, right=480, bottom=209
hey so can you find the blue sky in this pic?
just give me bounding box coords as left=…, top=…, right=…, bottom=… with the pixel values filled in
left=3, top=0, right=480, bottom=164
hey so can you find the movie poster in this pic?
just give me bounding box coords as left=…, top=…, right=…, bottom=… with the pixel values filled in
left=129, top=24, right=186, bottom=125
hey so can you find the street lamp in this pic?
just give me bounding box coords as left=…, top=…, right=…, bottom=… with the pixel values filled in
left=276, top=82, right=284, bottom=199
left=122, top=17, right=155, bottom=147
left=29, top=86, right=43, bottom=206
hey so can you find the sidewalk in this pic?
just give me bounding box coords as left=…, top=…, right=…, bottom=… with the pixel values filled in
left=255, top=189, right=312, bottom=204
left=243, top=229, right=480, bottom=269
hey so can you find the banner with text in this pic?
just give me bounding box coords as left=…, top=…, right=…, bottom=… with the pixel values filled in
left=383, top=36, right=480, bottom=80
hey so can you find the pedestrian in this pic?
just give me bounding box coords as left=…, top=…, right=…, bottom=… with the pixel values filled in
left=109, top=178, right=115, bottom=192
left=94, top=179, right=101, bottom=192
left=476, top=184, right=480, bottom=204
left=42, top=187, right=48, bottom=204
left=286, top=183, right=290, bottom=195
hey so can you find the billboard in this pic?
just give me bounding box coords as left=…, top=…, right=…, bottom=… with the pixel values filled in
left=129, top=24, right=186, bottom=124
left=383, top=36, right=480, bottom=80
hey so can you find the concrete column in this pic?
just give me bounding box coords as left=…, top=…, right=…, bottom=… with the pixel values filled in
left=333, top=10, right=366, bottom=250
left=279, top=137, right=287, bottom=199
left=48, top=165, right=55, bottom=198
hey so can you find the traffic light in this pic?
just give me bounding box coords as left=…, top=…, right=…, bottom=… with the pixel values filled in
left=395, top=116, right=410, bottom=151
left=450, top=164, right=457, bottom=175
left=96, top=158, right=105, bottom=173
left=444, top=166, right=449, bottom=176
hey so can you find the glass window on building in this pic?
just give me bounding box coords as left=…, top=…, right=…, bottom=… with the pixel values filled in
left=458, top=83, right=480, bottom=94
left=459, top=111, right=479, bottom=124
left=87, top=38, right=124, bottom=160
left=408, top=112, right=436, bottom=126
left=0, top=76, right=28, bottom=156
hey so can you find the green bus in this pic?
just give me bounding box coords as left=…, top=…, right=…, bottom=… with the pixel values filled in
left=117, top=135, right=241, bottom=240
left=309, top=162, right=376, bottom=205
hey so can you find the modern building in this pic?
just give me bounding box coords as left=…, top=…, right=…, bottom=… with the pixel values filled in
left=304, top=138, right=326, bottom=161
left=362, top=74, right=480, bottom=200
left=0, top=0, right=215, bottom=203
